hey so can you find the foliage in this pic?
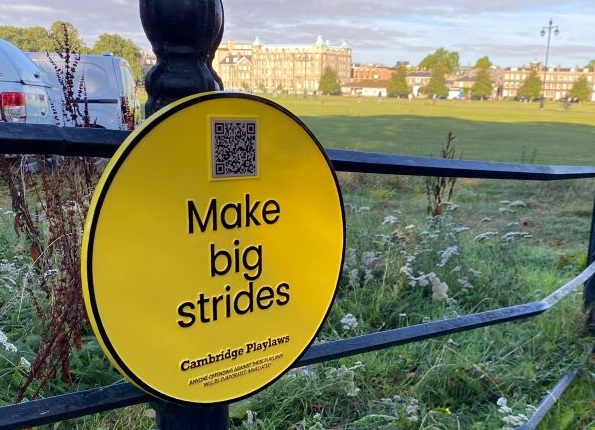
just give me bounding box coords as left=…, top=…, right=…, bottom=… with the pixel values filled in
left=517, top=69, right=542, bottom=99
left=424, top=64, right=449, bottom=97
left=49, top=21, right=88, bottom=54
left=387, top=64, right=409, bottom=96
left=425, top=132, right=457, bottom=216
left=0, top=24, right=111, bottom=401
left=474, top=55, right=493, bottom=69
left=570, top=75, right=590, bottom=102
left=318, top=66, right=341, bottom=95
left=471, top=67, right=494, bottom=99
left=419, top=47, right=460, bottom=74
left=1, top=94, right=595, bottom=429
left=0, top=25, right=55, bottom=52
left=1, top=22, right=143, bottom=83
left=47, top=24, right=94, bottom=127
left=92, top=33, right=144, bottom=82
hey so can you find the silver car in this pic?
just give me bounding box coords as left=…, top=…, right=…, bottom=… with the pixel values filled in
left=0, top=39, right=53, bottom=125
left=28, top=52, right=139, bottom=130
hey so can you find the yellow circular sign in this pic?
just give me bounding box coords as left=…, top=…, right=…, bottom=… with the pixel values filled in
left=81, top=92, right=344, bottom=405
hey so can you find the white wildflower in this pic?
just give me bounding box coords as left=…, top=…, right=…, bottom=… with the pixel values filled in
left=502, top=231, right=533, bottom=242
left=498, top=207, right=515, bottom=214
left=363, top=270, right=374, bottom=285
left=458, top=278, right=474, bottom=292
left=374, top=234, right=391, bottom=246
left=453, top=226, right=470, bottom=233
left=344, top=248, right=357, bottom=268
left=349, top=361, right=365, bottom=371
left=340, top=313, right=359, bottom=330
left=382, top=215, right=398, bottom=225
left=348, top=269, right=359, bottom=288
left=246, top=410, right=256, bottom=424
left=399, top=264, right=413, bottom=277
left=508, top=200, right=526, bottom=208
left=506, top=222, right=520, bottom=227
left=474, top=231, right=499, bottom=241
left=357, top=206, right=370, bottom=213
left=480, top=217, right=492, bottom=222
left=19, top=357, right=31, bottom=372
left=0, top=330, right=17, bottom=353
left=442, top=202, right=459, bottom=211
left=438, top=246, right=459, bottom=267
left=361, top=251, right=381, bottom=270
left=469, top=269, right=482, bottom=277
left=502, top=414, right=528, bottom=426
left=428, top=272, right=449, bottom=300
left=497, top=397, right=512, bottom=414
left=44, top=268, right=59, bottom=278
left=404, top=224, right=415, bottom=230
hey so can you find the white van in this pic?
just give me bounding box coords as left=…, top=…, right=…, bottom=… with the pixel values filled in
left=0, top=39, right=53, bottom=124
left=27, top=52, right=139, bottom=130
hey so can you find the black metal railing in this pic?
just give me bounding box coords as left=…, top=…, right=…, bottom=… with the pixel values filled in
left=0, top=1, right=593, bottom=429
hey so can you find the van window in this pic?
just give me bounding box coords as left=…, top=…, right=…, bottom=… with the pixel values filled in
left=34, top=60, right=119, bottom=102
left=120, top=62, right=135, bottom=102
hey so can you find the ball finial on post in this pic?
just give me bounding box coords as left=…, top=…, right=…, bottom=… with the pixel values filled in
left=140, top=0, right=224, bottom=117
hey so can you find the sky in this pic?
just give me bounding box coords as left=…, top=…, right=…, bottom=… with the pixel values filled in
left=2, top=0, right=595, bottom=68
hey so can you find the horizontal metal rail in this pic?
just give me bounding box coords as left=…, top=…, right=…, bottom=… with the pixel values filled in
left=517, top=345, right=594, bottom=430
left=2, top=262, right=593, bottom=429
left=2, top=123, right=595, bottom=180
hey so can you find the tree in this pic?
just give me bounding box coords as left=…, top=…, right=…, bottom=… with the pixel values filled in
left=318, top=66, right=341, bottom=94
left=587, top=59, right=595, bottom=71
left=49, top=21, right=88, bottom=53
left=387, top=64, right=409, bottom=96
left=516, top=70, right=542, bottom=100
left=424, top=64, right=449, bottom=97
left=570, top=76, right=590, bottom=102
left=92, top=33, right=143, bottom=81
left=474, top=56, right=492, bottom=69
left=471, top=68, right=493, bottom=100
left=0, top=22, right=89, bottom=53
left=0, top=25, right=55, bottom=52
left=419, top=48, right=460, bottom=74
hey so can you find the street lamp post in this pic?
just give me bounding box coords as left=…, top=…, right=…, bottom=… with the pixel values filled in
left=539, top=18, right=559, bottom=109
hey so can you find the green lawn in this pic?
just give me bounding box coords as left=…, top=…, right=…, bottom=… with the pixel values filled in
left=268, top=96, right=595, bottom=165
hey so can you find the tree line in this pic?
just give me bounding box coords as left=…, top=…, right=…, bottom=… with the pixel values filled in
left=0, top=21, right=144, bottom=82
left=380, top=48, right=591, bottom=101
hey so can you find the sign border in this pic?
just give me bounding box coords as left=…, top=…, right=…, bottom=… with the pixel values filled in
left=83, top=92, right=346, bottom=405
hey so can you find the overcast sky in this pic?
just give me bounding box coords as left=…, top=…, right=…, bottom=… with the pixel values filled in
left=3, top=1, right=595, bottom=68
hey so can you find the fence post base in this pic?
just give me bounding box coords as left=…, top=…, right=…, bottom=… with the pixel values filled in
left=151, top=401, right=229, bottom=430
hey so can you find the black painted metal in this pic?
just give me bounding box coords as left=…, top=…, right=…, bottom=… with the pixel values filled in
left=0, top=382, right=152, bottom=430
left=1, top=263, right=593, bottom=429
left=586, top=197, right=595, bottom=334
left=2, top=123, right=595, bottom=181
left=0, top=0, right=593, bottom=426
left=140, top=0, right=224, bottom=117
left=151, top=402, right=230, bottom=430
left=515, top=345, right=593, bottom=430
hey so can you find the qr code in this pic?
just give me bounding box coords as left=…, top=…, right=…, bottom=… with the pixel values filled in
left=212, top=119, right=257, bottom=178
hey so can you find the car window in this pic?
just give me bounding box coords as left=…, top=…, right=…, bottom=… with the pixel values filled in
left=33, top=59, right=119, bottom=101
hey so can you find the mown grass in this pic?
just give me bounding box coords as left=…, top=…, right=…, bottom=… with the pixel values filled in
left=1, top=97, right=594, bottom=429
left=274, top=96, right=595, bottom=165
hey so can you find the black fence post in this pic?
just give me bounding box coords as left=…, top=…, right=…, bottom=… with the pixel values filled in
left=140, top=0, right=224, bottom=117
left=138, top=1, right=229, bottom=428
left=586, top=197, right=595, bottom=334
left=151, top=401, right=229, bottom=430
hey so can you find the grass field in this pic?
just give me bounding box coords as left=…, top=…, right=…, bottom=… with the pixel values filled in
left=269, top=96, right=595, bottom=165
left=1, top=95, right=594, bottom=429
